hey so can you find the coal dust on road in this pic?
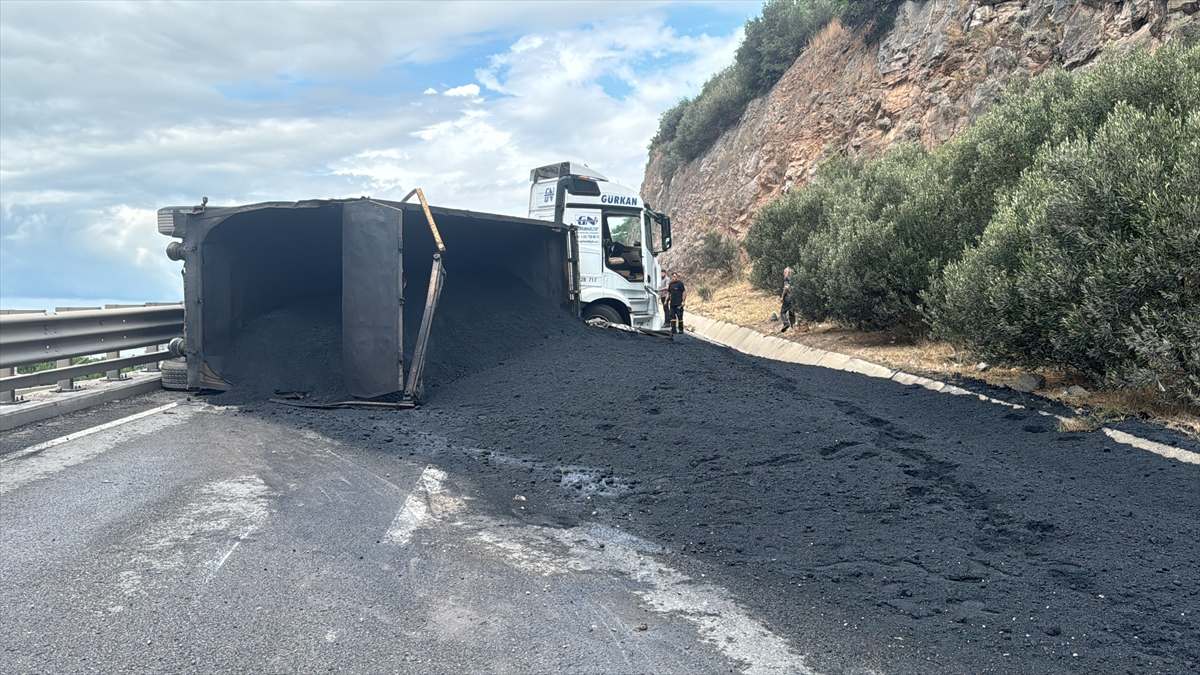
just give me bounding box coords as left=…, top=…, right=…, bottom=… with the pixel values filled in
left=252, top=280, right=1197, bottom=675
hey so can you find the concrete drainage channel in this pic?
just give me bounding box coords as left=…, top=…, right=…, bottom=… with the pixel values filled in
left=685, top=313, right=1200, bottom=466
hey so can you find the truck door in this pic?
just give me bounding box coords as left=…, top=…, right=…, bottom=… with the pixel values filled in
left=566, top=206, right=603, bottom=284
left=642, top=212, right=658, bottom=296
left=341, top=200, right=404, bottom=398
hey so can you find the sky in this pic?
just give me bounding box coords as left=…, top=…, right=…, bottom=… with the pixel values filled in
left=0, top=0, right=758, bottom=310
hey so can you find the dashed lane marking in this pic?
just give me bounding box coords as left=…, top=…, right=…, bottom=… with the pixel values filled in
left=383, top=466, right=448, bottom=545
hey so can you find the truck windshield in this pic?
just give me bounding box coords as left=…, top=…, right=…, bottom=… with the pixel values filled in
left=606, top=214, right=641, bottom=247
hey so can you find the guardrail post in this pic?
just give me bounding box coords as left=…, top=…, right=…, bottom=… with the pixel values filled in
left=106, top=351, right=122, bottom=380
left=52, top=306, right=100, bottom=392
left=2, top=309, right=47, bottom=402
left=146, top=344, right=160, bottom=371
left=56, top=358, right=74, bottom=392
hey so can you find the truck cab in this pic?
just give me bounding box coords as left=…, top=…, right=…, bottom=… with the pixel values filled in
left=528, top=162, right=671, bottom=329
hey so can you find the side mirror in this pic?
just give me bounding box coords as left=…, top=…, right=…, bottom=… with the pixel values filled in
left=660, top=216, right=672, bottom=252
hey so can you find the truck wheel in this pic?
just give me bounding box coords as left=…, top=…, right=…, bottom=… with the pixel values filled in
left=583, top=304, right=624, bottom=325
left=160, top=358, right=189, bottom=391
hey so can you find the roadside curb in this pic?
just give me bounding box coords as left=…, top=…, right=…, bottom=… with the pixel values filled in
left=685, top=313, right=1199, bottom=466
left=0, top=374, right=163, bottom=432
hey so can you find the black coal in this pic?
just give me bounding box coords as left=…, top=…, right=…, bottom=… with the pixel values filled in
left=225, top=271, right=1200, bottom=675
left=213, top=268, right=580, bottom=405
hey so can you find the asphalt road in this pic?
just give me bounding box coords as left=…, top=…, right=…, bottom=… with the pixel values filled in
left=2, top=390, right=759, bottom=674
left=2, top=329, right=1198, bottom=675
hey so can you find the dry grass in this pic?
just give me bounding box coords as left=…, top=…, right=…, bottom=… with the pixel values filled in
left=807, top=19, right=845, bottom=52
left=686, top=273, right=1200, bottom=441
left=688, top=277, right=778, bottom=329
left=1056, top=416, right=1101, bottom=433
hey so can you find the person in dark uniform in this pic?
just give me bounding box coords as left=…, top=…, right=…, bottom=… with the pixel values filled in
left=780, top=266, right=797, bottom=332
left=667, top=272, right=687, bottom=334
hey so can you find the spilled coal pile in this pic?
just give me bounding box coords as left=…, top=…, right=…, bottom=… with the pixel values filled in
left=412, top=267, right=583, bottom=399
left=213, top=296, right=346, bottom=405
left=212, top=267, right=582, bottom=406
left=248, top=314, right=1200, bottom=675
left=207, top=255, right=1199, bottom=675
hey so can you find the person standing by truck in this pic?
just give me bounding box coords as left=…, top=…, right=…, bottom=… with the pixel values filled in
left=667, top=272, right=687, bottom=334
left=658, top=269, right=670, bottom=322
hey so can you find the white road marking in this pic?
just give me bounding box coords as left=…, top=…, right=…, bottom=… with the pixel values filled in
left=1036, top=411, right=1200, bottom=465
left=473, top=522, right=816, bottom=675
left=121, top=475, right=271, bottom=595
left=206, top=529, right=251, bottom=583
left=392, top=463, right=815, bottom=675
left=211, top=541, right=241, bottom=574
left=0, top=402, right=180, bottom=464
left=383, top=466, right=447, bottom=545
left=0, top=402, right=195, bottom=495
left=1103, top=428, right=1200, bottom=465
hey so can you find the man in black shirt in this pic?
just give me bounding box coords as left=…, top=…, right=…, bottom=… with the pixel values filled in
left=667, top=272, right=687, bottom=334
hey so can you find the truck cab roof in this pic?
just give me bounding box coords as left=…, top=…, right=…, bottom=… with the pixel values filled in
left=530, top=162, right=608, bottom=183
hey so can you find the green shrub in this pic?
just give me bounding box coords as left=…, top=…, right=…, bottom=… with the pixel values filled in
left=841, top=0, right=902, bottom=45
left=747, top=41, right=1200, bottom=344
left=672, top=66, right=752, bottom=161
left=746, top=144, right=961, bottom=329
left=815, top=145, right=956, bottom=329
left=936, top=38, right=1200, bottom=241
left=930, top=103, right=1200, bottom=403
left=649, top=99, right=690, bottom=149
left=694, top=230, right=742, bottom=275
left=16, top=355, right=104, bottom=375
left=737, top=0, right=844, bottom=96
left=745, top=156, right=852, bottom=317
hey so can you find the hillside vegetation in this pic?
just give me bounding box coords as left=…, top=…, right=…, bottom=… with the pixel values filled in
left=742, top=41, right=1200, bottom=405
left=649, top=0, right=898, bottom=175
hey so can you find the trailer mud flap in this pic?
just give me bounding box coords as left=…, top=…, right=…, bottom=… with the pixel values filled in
left=341, top=200, right=404, bottom=398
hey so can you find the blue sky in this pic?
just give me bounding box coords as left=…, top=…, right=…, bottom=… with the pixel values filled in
left=0, top=1, right=760, bottom=310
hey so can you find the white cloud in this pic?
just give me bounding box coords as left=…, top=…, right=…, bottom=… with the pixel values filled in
left=0, top=0, right=753, bottom=307
left=443, top=84, right=481, bottom=97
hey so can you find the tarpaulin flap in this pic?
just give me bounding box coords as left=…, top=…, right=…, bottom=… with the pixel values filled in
left=342, top=200, right=403, bottom=398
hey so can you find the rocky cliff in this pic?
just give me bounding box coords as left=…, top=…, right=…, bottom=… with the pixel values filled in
left=643, top=0, right=1197, bottom=263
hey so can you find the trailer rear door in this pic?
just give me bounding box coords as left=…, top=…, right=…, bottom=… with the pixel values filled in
left=341, top=200, right=404, bottom=398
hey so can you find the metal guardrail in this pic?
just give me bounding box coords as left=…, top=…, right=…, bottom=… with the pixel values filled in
left=0, top=303, right=183, bottom=396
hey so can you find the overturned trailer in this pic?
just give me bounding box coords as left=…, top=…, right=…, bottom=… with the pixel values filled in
left=157, top=195, right=578, bottom=402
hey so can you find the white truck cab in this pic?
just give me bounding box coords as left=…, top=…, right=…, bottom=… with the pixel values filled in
left=528, top=162, right=672, bottom=329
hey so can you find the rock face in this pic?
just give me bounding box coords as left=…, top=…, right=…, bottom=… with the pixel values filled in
left=643, top=0, right=1196, bottom=262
